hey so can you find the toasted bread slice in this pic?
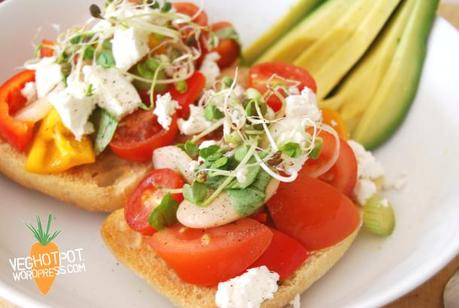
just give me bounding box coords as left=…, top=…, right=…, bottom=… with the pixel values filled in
left=0, top=140, right=150, bottom=212
left=101, top=209, right=361, bottom=308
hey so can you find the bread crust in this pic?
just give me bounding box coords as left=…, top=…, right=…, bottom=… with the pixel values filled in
left=101, top=209, right=361, bottom=308
left=0, top=140, right=150, bottom=212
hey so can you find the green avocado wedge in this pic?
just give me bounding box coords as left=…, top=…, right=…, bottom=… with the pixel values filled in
left=254, top=0, right=353, bottom=65
left=294, top=0, right=402, bottom=100
left=320, top=0, right=417, bottom=133
left=352, top=0, right=439, bottom=150
left=243, top=0, right=325, bottom=65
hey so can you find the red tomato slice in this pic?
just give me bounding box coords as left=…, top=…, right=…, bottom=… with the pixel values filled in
left=125, top=169, right=184, bottom=236
left=169, top=71, right=206, bottom=119
left=173, top=2, right=208, bottom=27
left=251, top=228, right=309, bottom=281
left=40, top=39, right=55, bottom=58
left=148, top=218, right=273, bottom=286
left=319, top=138, right=357, bottom=197
left=301, top=130, right=339, bottom=177
left=110, top=110, right=178, bottom=162
left=248, top=63, right=317, bottom=112
left=0, top=70, right=36, bottom=151
left=210, top=22, right=240, bottom=69
left=267, top=175, right=360, bottom=251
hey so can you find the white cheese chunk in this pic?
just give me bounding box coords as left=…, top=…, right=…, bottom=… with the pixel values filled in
left=177, top=105, right=212, bottom=135
left=285, top=87, right=321, bottom=122
left=83, top=65, right=140, bottom=119
left=200, top=52, right=221, bottom=88
left=153, top=93, right=179, bottom=130
left=215, top=266, right=279, bottom=308
left=25, top=57, right=62, bottom=98
left=47, top=84, right=97, bottom=141
left=199, top=140, right=218, bottom=149
left=348, top=140, right=385, bottom=204
left=111, top=27, right=149, bottom=71
left=20, top=81, right=37, bottom=104
left=270, top=117, right=310, bottom=149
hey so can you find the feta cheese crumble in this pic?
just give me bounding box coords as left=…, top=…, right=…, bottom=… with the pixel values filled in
left=285, top=87, right=321, bottom=122
left=47, top=79, right=97, bottom=141
left=20, top=82, right=37, bottom=104
left=83, top=65, right=140, bottom=119
left=178, top=105, right=212, bottom=135
left=25, top=56, right=63, bottom=98
left=200, top=52, right=221, bottom=88
left=348, top=140, right=384, bottom=205
left=153, top=93, right=179, bottom=130
left=215, top=266, right=279, bottom=308
left=111, top=27, right=150, bottom=71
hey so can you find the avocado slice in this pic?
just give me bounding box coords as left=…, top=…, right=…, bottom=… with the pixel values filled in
left=352, top=0, right=439, bottom=149
left=242, top=0, right=325, bottom=66
left=294, top=0, right=402, bottom=100
left=255, top=0, right=354, bottom=65
left=320, top=0, right=416, bottom=133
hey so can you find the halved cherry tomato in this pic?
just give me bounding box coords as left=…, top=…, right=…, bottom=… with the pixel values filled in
left=169, top=71, right=206, bottom=119
left=173, top=2, right=208, bottom=27
left=319, top=138, right=357, bottom=197
left=302, top=130, right=338, bottom=177
left=322, top=108, right=349, bottom=140
left=40, top=39, right=55, bottom=58
left=148, top=218, right=273, bottom=286
left=173, top=3, right=209, bottom=67
left=251, top=228, right=309, bottom=281
left=250, top=211, right=269, bottom=225
left=110, top=110, right=178, bottom=162
left=248, top=63, right=317, bottom=112
left=267, top=175, right=360, bottom=251
left=210, top=22, right=240, bottom=69
left=0, top=70, right=36, bottom=151
left=125, top=169, right=184, bottom=236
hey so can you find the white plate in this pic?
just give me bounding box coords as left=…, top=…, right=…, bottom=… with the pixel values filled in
left=1, top=1, right=459, bottom=307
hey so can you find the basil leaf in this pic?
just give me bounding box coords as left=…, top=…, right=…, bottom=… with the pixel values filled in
left=204, top=104, right=224, bottom=121
left=96, top=50, right=115, bottom=68
left=148, top=193, right=179, bottom=230
left=199, top=145, right=221, bottom=161
left=234, top=145, right=248, bottom=162
left=280, top=142, right=302, bottom=158
left=177, top=140, right=198, bottom=158
left=227, top=170, right=271, bottom=216
left=226, top=188, right=265, bottom=217
left=211, top=157, right=228, bottom=169
left=92, top=108, right=118, bottom=155
left=83, top=46, right=95, bottom=61
left=183, top=182, right=208, bottom=205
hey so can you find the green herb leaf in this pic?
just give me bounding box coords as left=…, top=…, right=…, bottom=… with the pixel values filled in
left=228, top=165, right=260, bottom=189
left=211, top=157, right=228, bottom=169
left=199, top=145, right=221, bottom=161
left=183, top=182, right=208, bottom=205
left=221, top=76, right=234, bottom=88
left=226, top=170, right=271, bottom=216
left=85, top=83, right=94, bottom=97
left=92, top=108, right=118, bottom=155
left=148, top=193, right=179, bottom=231
left=309, top=137, right=323, bottom=160
left=83, top=45, right=95, bottom=61
left=177, top=140, right=198, bottom=158
left=97, top=50, right=115, bottom=68
left=70, top=34, right=83, bottom=45
left=280, top=142, right=302, bottom=158
left=204, top=104, right=224, bottom=121
left=234, top=145, right=248, bottom=162
left=161, top=1, right=172, bottom=12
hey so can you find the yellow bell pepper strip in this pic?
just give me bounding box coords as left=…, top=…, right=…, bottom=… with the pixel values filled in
left=26, top=109, right=95, bottom=174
